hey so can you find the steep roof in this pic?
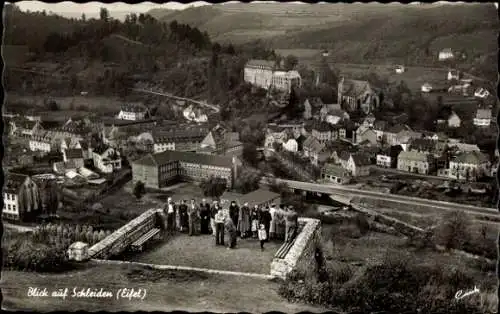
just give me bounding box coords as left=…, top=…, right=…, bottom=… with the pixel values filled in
left=386, top=124, right=412, bottom=134
left=4, top=173, right=29, bottom=194
left=475, top=108, right=492, bottom=119
left=245, top=59, right=275, bottom=69
left=398, top=151, right=434, bottom=163
left=322, top=163, right=347, bottom=177
left=93, top=144, right=113, bottom=155
left=65, top=148, right=84, bottom=159
left=341, top=79, right=372, bottom=98
left=134, top=150, right=234, bottom=168
left=303, top=135, right=325, bottom=153
left=409, top=138, right=437, bottom=152
left=453, top=151, right=489, bottom=164
left=373, top=120, right=389, bottom=131
left=351, top=152, right=372, bottom=166
left=312, top=121, right=331, bottom=133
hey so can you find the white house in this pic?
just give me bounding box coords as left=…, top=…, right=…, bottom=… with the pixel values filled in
left=282, top=138, right=298, bottom=153
left=271, top=70, right=302, bottom=93
left=92, top=145, right=122, bottom=173
left=421, top=83, right=433, bottom=93
left=473, top=108, right=492, bottom=127
left=447, top=69, right=460, bottom=81
left=395, top=65, right=405, bottom=74
left=29, top=132, right=53, bottom=153
left=449, top=151, right=490, bottom=181
left=244, top=59, right=276, bottom=89
left=344, top=152, right=372, bottom=177
left=474, top=88, right=490, bottom=99
left=117, top=104, right=150, bottom=121
left=439, top=48, right=454, bottom=61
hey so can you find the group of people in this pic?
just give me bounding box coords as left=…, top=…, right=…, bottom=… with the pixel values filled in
left=163, top=197, right=299, bottom=250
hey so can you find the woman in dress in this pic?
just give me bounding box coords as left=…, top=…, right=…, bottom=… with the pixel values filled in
left=269, top=203, right=277, bottom=241
left=250, top=205, right=260, bottom=239
left=238, top=202, right=251, bottom=238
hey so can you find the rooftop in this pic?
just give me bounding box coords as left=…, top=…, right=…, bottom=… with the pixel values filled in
left=4, top=173, right=29, bottom=194
left=134, top=150, right=234, bottom=168
left=453, top=151, right=490, bottom=164
left=245, top=59, right=275, bottom=69
left=398, top=151, right=434, bottom=163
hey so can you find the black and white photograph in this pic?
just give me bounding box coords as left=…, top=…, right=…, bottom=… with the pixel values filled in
left=1, top=1, right=499, bottom=312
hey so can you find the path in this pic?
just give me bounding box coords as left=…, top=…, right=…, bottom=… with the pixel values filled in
left=131, top=88, right=220, bottom=113
left=124, top=234, right=282, bottom=274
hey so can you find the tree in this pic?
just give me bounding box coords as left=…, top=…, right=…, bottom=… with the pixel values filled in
left=133, top=181, right=146, bottom=200
left=242, top=143, right=259, bottom=167
left=81, top=13, right=86, bottom=22
left=434, top=210, right=471, bottom=250
left=99, top=7, right=109, bottom=22
left=200, top=176, right=227, bottom=201
left=284, top=54, right=299, bottom=71
left=234, top=168, right=262, bottom=194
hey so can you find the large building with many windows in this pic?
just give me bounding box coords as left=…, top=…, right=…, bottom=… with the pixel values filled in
left=131, top=150, right=239, bottom=189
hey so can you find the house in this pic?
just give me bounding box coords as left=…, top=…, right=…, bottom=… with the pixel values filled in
left=244, top=59, right=276, bottom=89
left=338, top=77, right=380, bottom=114
left=474, top=88, right=490, bottom=99
left=372, top=120, right=389, bottom=142
left=409, top=138, right=447, bottom=158
left=357, top=128, right=379, bottom=146
left=449, top=151, right=490, bottom=181
left=153, top=128, right=208, bottom=153
left=311, top=121, right=332, bottom=143
left=376, top=145, right=403, bottom=168
left=92, top=145, right=122, bottom=173
left=397, top=151, right=436, bottom=175
left=321, top=163, right=351, bottom=184
left=131, top=150, right=238, bottom=189
left=473, top=108, right=492, bottom=127
left=384, top=124, right=414, bottom=146
left=325, top=108, right=350, bottom=125
left=302, top=135, right=327, bottom=166
left=436, top=110, right=461, bottom=128
left=421, top=83, right=433, bottom=93
left=282, top=138, right=299, bottom=153
left=447, top=69, right=460, bottom=81
left=9, top=118, right=44, bottom=137
left=29, top=131, right=56, bottom=153
left=3, top=173, right=41, bottom=221
left=395, top=65, right=405, bottom=74
left=438, top=48, right=454, bottom=61
left=117, top=104, right=150, bottom=121
left=449, top=142, right=480, bottom=153
left=362, top=114, right=377, bottom=128
left=303, top=97, right=324, bottom=120
left=264, top=125, right=288, bottom=148
left=271, top=70, right=302, bottom=93
left=62, top=148, right=85, bottom=169
left=344, top=152, right=372, bottom=177
left=183, top=105, right=208, bottom=123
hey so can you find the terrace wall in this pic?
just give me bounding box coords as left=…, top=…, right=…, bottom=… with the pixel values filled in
left=270, top=218, right=321, bottom=279
left=88, top=208, right=163, bottom=259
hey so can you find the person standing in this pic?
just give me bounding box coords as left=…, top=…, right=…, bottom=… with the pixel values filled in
left=165, top=197, right=176, bottom=234
left=238, top=202, right=251, bottom=238
left=210, top=200, right=218, bottom=236
left=228, top=201, right=240, bottom=236
left=214, top=207, right=225, bottom=246
left=179, top=200, right=189, bottom=233
left=188, top=199, right=199, bottom=236
left=259, top=206, right=272, bottom=243
left=276, top=204, right=286, bottom=241
left=250, top=205, right=260, bottom=239
left=285, top=206, right=299, bottom=243
left=200, top=198, right=211, bottom=235
left=225, top=215, right=237, bottom=249
left=269, top=203, right=277, bottom=241
left=258, top=224, right=267, bottom=251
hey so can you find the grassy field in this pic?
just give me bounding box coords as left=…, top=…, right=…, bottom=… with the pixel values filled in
left=6, top=93, right=124, bottom=116
left=0, top=262, right=326, bottom=312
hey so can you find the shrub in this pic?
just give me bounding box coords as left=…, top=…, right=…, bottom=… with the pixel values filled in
left=354, top=213, right=370, bottom=235
left=433, top=210, right=471, bottom=250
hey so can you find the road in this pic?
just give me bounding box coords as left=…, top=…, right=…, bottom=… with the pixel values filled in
left=131, top=88, right=220, bottom=113
left=4, top=222, right=35, bottom=233
left=263, top=177, right=498, bottom=218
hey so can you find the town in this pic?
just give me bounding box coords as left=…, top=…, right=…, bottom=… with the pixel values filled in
left=2, top=2, right=498, bottom=313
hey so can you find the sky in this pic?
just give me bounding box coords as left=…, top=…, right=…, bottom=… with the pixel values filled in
left=12, top=1, right=499, bottom=17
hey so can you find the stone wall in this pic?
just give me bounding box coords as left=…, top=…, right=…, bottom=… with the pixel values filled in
left=88, top=208, right=162, bottom=259
left=270, top=218, right=321, bottom=280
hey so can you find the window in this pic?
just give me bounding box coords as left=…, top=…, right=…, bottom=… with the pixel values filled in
left=12, top=205, right=16, bottom=212
left=7, top=205, right=11, bottom=210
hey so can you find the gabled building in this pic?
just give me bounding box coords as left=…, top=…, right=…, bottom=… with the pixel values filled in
left=153, top=128, right=208, bottom=153
left=62, top=148, right=85, bottom=169
left=397, top=151, right=436, bottom=175
left=282, top=138, right=299, bottom=153
left=338, top=152, right=372, bottom=177
left=311, top=121, right=332, bottom=143
left=92, top=145, right=122, bottom=173
left=473, top=108, right=492, bottom=127
left=117, top=104, right=150, bottom=121
left=302, top=135, right=328, bottom=166
left=131, top=150, right=238, bottom=189
left=3, top=173, right=41, bottom=221
left=357, top=128, right=379, bottom=146
left=438, top=48, right=454, bottom=61
left=9, top=118, right=44, bottom=137
left=436, top=110, right=461, bottom=128
left=376, top=145, right=403, bottom=168
left=449, top=151, right=490, bottom=181
left=321, top=163, right=351, bottom=184
left=338, top=77, right=380, bottom=114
